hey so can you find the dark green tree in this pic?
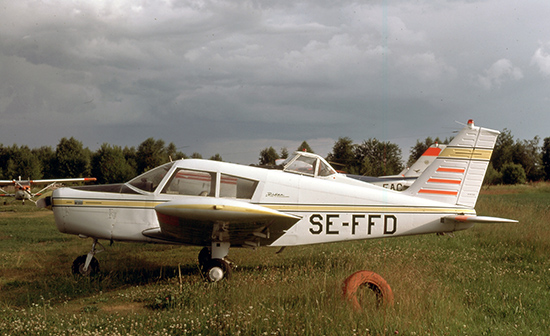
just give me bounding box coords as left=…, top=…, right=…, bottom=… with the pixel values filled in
left=297, top=141, right=314, bottom=153
left=0, top=144, right=6, bottom=179
left=3, top=145, right=43, bottom=179
left=123, top=146, right=138, bottom=176
left=501, top=163, right=526, bottom=185
left=166, top=143, right=187, bottom=161
left=259, top=147, right=279, bottom=165
left=54, top=137, right=90, bottom=178
left=92, top=144, right=136, bottom=184
left=136, top=138, right=166, bottom=174
left=209, top=154, right=223, bottom=161
left=326, top=137, right=355, bottom=173
left=513, top=137, right=543, bottom=181
left=492, top=129, right=514, bottom=171
left=280, top=147, right=289, bottom=159
left=483, top=163, right=502, bottom=186
left=354, top=139, right=403, bottom=176
left=33, top=146, right=55, bottom=179
left=543, top=137, right=550, bottom=180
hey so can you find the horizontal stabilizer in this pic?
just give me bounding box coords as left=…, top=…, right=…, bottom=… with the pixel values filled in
left=442, top=215, right=518, bottom=224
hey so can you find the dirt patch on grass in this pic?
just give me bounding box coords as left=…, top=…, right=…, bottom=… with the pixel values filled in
left=0, top=210, right=53, bottom=218
left=481, top=188, right=522, bottom=195
left=101, top=302, right=145, bottom=313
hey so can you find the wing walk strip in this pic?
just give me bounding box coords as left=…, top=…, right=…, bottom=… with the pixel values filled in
left=53, top=198, right=474, bottom=215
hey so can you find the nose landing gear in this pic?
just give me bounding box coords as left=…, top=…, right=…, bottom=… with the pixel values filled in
left=71, top=238, right=104, bottom=277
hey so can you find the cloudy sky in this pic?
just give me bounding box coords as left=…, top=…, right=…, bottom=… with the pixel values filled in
left=1, top=0, right=549, bottom=164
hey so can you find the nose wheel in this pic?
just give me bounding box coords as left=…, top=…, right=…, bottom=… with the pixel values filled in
left=72, top=255, right=99, bottom=276
left=72, top=238, right=104, bottom=277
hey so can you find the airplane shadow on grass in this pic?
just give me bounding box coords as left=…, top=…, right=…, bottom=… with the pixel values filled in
left=2, top=254, right=200, bottom=308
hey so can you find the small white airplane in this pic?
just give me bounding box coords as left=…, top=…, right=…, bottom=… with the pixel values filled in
left=347, top=144, right=447, bottom=191
left=1, top=177, right=97, bottom=204
left=39, top=120, right=516, bottom=282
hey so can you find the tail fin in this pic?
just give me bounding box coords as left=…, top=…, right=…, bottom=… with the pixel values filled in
left=404, top=120, right=499, bottom=208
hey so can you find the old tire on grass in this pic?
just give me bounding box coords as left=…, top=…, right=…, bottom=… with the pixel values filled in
left=342, top=270, right=394, bottom=310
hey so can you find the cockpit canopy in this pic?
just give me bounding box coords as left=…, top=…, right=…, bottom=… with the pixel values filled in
left=281, top=152, right=336, bottom=177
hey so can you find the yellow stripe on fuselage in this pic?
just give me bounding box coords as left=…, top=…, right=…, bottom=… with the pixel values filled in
left=263, top=204, right=475, bottom=214
left=439, top=147, right=493, bottom=160
left=52, top=198, right=164, bottom=208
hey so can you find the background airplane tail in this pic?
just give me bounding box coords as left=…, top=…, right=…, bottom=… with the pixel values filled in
left=400, top=143, right=446, bottom=177
left=404, top=120, right=500, bottom=208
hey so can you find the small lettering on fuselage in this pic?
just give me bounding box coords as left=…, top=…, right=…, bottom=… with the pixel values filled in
left=265, top=192, right=290, bottom=198
left=383, top=183, right=404, bottom=191
left=309, top=214, right=397, bottom=235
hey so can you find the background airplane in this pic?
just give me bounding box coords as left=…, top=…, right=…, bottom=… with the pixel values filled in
left=1, top=177, right=96, bottom=204
left=347, top=144, right=447, bottom=190
left=39, top=120, right=516, bottom=282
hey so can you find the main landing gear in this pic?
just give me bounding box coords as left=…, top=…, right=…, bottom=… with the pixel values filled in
left=198, top=242, right=232, bottom=282
left=72, top=238, right=104, bottom=277
left=71, top=239, right=233, bottom=282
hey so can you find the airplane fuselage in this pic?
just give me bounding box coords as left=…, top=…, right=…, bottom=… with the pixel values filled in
left=51, top=159, right=475, bottom=248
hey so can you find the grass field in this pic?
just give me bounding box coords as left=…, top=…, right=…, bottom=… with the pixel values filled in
left=0, top=183, right=549, bottom=335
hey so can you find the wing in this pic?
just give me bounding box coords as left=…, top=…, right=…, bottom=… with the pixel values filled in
left=31, top=178, right=97, bottom=198
left=143, top=197, right=301, bottom=247
left=30, top=178, right=97, bottom=184
left=442, top=215, right=518, bottom=224
left=0, top=186, right=13, bottom=197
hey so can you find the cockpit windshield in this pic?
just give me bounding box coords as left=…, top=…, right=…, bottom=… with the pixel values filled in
left=128, top=162, right=175, bottom=192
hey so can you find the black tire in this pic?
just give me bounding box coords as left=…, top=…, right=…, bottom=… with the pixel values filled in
left=203, top=258, right=231, bottom=282
left=198, top=247, right=211, bottom=269
left=71, top=255, right=100, bottom=276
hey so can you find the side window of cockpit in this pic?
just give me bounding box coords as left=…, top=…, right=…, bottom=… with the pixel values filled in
left=219, top=174, right=258, bottom=199
left=161, top=169, right=216, bottom=196
left=318, top=160, right=336, bottom=176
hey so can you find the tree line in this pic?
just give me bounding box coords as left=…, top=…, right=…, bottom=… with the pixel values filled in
left=1, top=129, right=549, bottom=185
left=260, top=130, right=550, bottom=185
left=0, top=137, right=221, bottom=184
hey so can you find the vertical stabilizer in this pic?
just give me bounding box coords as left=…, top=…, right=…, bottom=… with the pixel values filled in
left=404, top=120, right=500, bottom=208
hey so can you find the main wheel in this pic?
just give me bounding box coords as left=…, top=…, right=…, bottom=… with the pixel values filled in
left=71, top=255, right=100, bottom=276
left=203, top=258, right=231, bottom=282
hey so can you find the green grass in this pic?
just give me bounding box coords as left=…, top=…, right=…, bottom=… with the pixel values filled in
left=1, top=184, right=549, bottom=335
